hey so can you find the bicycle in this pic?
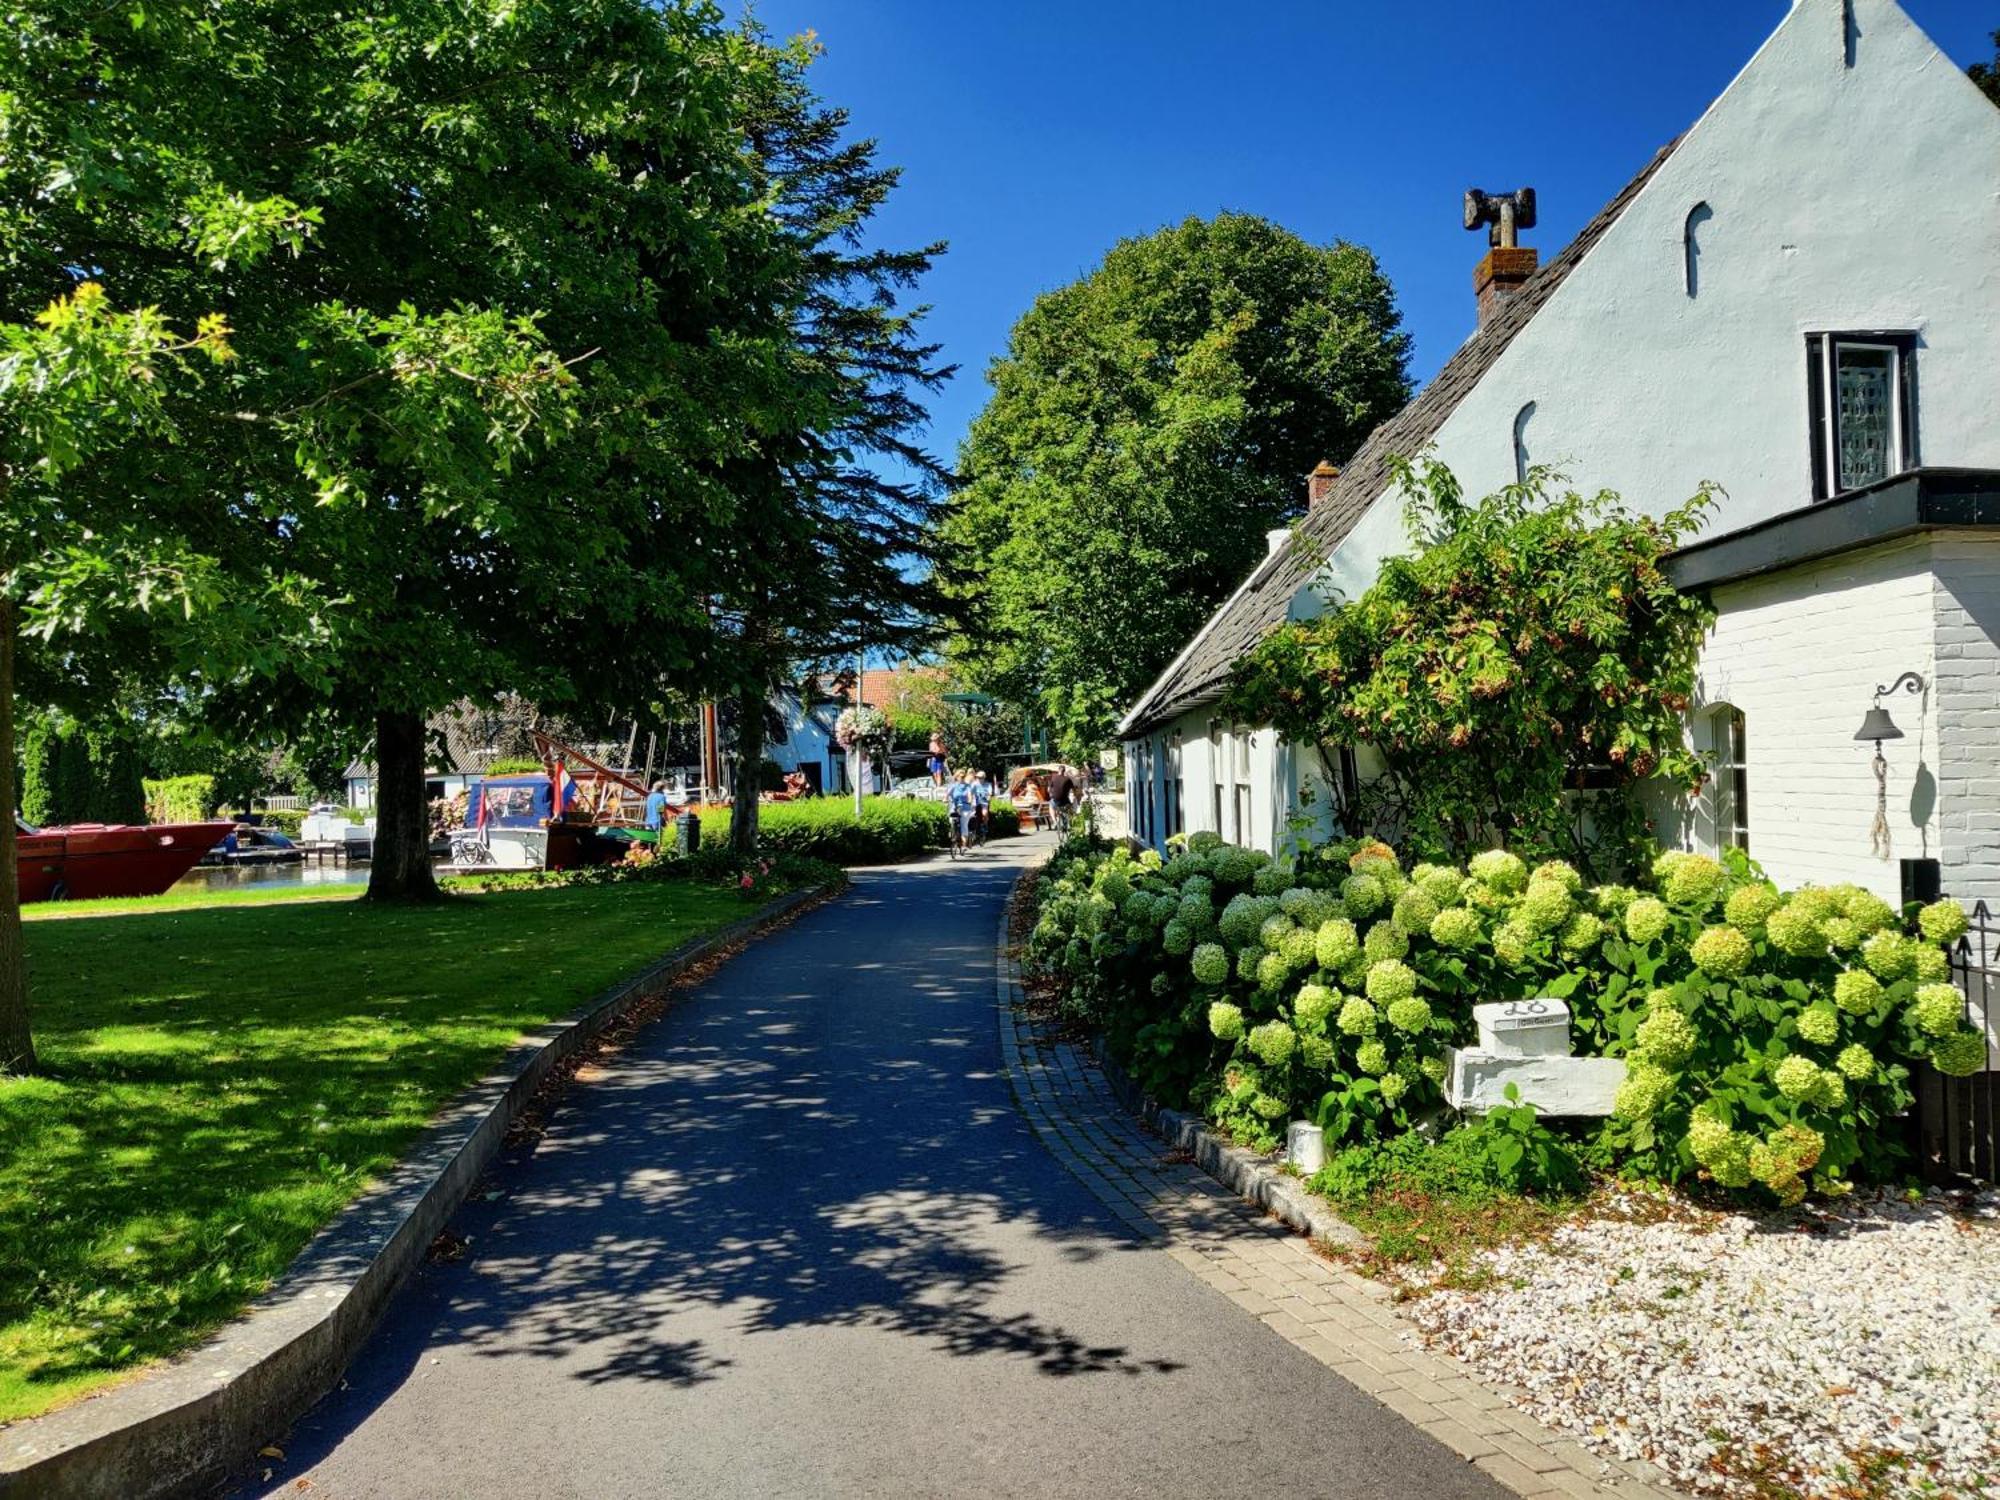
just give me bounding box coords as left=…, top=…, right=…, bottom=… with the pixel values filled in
left=949, top=805, right=976, bottom=858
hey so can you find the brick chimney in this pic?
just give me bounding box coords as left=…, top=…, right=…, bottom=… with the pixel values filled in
left=1464, top=187, right=1539, bottom=328
left=1306, top=459, right=1340, bottom=509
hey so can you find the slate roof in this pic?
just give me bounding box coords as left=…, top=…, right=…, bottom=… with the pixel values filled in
left=1119, top=139, right=1683, bottom=737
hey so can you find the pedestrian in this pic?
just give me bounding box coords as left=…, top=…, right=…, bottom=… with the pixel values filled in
left=928, top=728, right=948, bottom=786
left=971, top=767, right=993, bottom=842
left=643, top=779, right=670, bottom=832
left=946, top=768, right=978, bottom=850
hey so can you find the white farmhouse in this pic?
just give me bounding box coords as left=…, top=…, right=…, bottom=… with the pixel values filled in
left=1118, top=0, right=2000, bottom=904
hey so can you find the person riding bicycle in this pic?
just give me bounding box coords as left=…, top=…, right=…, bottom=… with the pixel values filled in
left=946, top=770, right=978, bottom=852
left=1046, top=764, right=1078, bottom=833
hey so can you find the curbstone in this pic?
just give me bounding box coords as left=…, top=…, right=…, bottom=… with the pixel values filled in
left=0, top=881, right=835, bottom=1500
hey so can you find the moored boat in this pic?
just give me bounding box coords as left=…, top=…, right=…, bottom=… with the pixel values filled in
left=15, top=818, right=237, bottom=902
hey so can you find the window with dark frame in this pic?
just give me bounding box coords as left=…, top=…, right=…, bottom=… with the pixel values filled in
left=1713, top=706, right=1749, bottom=853
left=1807, top=332, right=1917, bottom=499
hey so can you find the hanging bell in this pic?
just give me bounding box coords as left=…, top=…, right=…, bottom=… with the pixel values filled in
left=1854, top=706, right=1904, bottom=743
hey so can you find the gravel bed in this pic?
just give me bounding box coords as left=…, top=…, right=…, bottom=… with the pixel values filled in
left=1403, top=1189, right=2000, bottom=1498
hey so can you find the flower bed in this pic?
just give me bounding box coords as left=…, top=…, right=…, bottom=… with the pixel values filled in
left=1026, top=832, right=1978, bottom=1200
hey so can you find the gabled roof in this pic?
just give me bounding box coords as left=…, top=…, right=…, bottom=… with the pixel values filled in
left=1119, top=139, right=1682, bottom=737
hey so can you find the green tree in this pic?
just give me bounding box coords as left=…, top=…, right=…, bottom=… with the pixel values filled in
left=1223, top=460, right=1717, bottom=874
left=941, top=213, right=1410, bottom=757
left=1970, top=28, right=2000, bottom=106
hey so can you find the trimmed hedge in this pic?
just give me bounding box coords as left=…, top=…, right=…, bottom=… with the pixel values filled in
left=681, top=797, right=948, bottom=864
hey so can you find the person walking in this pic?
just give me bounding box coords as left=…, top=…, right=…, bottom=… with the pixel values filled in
left=945, top=769, right=978, bottom=854
left=927, top=729, right=948, bottom=786
left=970, top=767, right=994, bottom=845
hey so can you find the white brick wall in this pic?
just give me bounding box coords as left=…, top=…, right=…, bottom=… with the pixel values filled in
left=1689, top=536, right=1943, bottom=901
left=1929, top=534, right=2000, bottom=900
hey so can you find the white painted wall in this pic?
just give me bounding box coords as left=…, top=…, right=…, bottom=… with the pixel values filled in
left=1126, top=707, right=1299, bottom=856
left=1315, top=0, right=2000, bottom=607
left=1930, top=533, right=2000, bottom=897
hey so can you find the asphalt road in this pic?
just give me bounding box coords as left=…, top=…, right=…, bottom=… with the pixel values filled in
left=249, top=838, right=1504, bottom=1499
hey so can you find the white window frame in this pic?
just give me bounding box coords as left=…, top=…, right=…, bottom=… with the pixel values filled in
left=1809, top=331, right=1916, bottom=499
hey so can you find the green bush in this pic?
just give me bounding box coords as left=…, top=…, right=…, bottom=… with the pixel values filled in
left=672, top=797, right=949, bottom=864
left=261, top=809, right=306, bottom=838
left=987, top=798, right=1021, bottom=839
left=1025, top=834, right=1973, bottom=1203
left=483, top=756, right=544, bottom=775
left=142, top=774, right=218, bottom=824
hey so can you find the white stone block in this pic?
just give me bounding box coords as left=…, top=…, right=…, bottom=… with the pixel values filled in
left=1473, top=998, right=1574, bottom=1058
left=1445, top=1047, right=1626, bottom=1118
left=1286, top=1121, right=1325, bottom=1176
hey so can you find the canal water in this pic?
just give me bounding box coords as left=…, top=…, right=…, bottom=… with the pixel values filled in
left=168, top=860, right=376, bottom=894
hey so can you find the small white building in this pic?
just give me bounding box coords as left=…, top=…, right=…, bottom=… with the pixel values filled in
left=1120, top=0, right=2000, bottom=904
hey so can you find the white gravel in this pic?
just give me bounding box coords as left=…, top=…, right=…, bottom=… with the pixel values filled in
left=1402, top=1189, right=2000, bottom=1498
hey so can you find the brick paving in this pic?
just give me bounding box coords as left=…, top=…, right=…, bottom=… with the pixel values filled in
left=995, top=895, right=1685, bottom=1500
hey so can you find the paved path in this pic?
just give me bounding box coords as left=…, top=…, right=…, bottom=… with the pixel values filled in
left=249, top=838, right=1508, bottom=1499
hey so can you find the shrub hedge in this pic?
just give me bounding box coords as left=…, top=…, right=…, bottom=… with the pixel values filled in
left=1026, top=833, right=1978, bottom=1204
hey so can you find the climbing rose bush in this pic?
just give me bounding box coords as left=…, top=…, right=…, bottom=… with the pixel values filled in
left=1026, top=834, right=1978, bottom=1204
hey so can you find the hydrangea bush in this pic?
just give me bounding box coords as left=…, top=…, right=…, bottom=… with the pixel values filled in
left=1026, top=834, right=1979, bottom=1203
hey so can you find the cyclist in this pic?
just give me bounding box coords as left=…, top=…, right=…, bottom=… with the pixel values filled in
left=970, top=767, right=994, bottom=846
left=946, top=769, right=978, bottom=856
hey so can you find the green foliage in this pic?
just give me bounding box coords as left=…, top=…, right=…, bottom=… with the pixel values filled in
left=1026, top=834, right=1971, bottom=1203
left=933, top=700, right=1026, bottom=776
left=1224, top=461, right=1717, bottom=874
left=483, top=758, right=545, bottom=776
left=1971, top=28, right=2000, bottom=107
left=141, top=775, right=217, bottom=824
left=942, top=213, right=1410, bottom=757
left=685, top=797, right=950, bottom=865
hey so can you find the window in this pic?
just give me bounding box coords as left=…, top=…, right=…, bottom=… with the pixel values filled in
left=1168, top=736, right=1184, bottom=836
left=1233, top=730, right=1253, bottom=845
left=1711, top=706, right=1749, bottom=853
left=1682, top=202, right=1712, bottom=297
left=1512, top=401, right=1536, bottom=486
left=1209, top=719, right=1224, bottom=832
left=1807, top=333, right=1916, bottom=498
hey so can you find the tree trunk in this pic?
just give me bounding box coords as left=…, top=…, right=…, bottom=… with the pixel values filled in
left=729, top=678, right=764, bottom=857
left=366, top=708, right=441, bottom=902
left=0, top=597, right=37, bottom=1072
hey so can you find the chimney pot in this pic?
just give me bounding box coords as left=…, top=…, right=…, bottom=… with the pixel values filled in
left=1306, top=460, right=1340, bottom=509
left=1474, top=246, right=1539, bottom=327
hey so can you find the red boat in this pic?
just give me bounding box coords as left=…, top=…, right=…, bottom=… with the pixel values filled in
left=14, top=818, right=237, bottom=902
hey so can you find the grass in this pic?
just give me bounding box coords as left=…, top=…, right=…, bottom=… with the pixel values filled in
left=20, top=882, right=365, bottom=921
left=0, top=875, right=797, bottom=1423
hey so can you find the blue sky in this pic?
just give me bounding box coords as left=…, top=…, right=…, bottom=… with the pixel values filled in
left=744, top=0, right=1997, bottom=470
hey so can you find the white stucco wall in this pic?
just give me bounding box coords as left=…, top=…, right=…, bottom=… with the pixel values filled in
left=1125, top=708, right=1296, bottom=855
left=1315, top=0, right=2000, bottom=607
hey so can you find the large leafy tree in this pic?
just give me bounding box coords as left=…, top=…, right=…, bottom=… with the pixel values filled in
left=1970, top=28, right=2000, bottom=106
left=1223, top=461, right=1717, bottom=874
left=940, top=213, right=1410, bottom=756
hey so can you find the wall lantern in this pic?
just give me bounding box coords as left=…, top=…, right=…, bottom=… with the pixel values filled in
left=1856, top=671, right=1925, bottom=860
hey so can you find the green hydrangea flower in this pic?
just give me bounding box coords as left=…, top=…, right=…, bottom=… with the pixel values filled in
left=1386, top=996, right=1432, bottom=1034
left=1341, top=873, right=1387, bottom=919
left=1591, top=884, right=1638, bottom=917
left=1253, top=866, right=1292, bottom=898
left=1293, top=983, right=1336, bottom=1030
left=1467, top=849, right=1526, bottom=894
left=1724, top=884, right=1782, bottom=932
left=1615, top=1061, right=1674, bottom=1120
left=1281, top=927, right=1318, bottom=968
left=1191, top=942, right=1230, bottom=986
left=1772, top=1053, right=1822, bottom=1101
left=1281, top=888, right=1340, bottom=931
left=1491, top=922, right=1533, bottom=967
left=1796, top=1004, right=1840, bottom=1047
left=1560, top=911, right=1605, bottom=956
left=1662, top=853, right=1726, bottom=910
left=1187, top=831, right=1224, bottom=853
left=1835, top=1043, right=1877, bottom=1081
left=1248, top=1020, right=1296, bottom=1066
left=1176, top=894, right=1214, bottom=932
left=1919, top=899, right=1970, bottom=945
left=1634, top=1006, right=1696, bottom=1069
left=1414, top=864, right=1465, bottom=906
left=1363, top=920, right=1409, bottom=963
left=1299, top=1033, right=1335, bottom=1070
left=1379, top=1072, right=1409, bottom=1106
left=1235, top=946, right=1263, bottom=982
left=1339, top=952, right=1371, bottom=990
left=1529, top=859, right=1581, bottom=892
left=1355, top=1039, right=1390, bottom=1076
left=1862, top=930, right=1917, bottom=982
left=1419, top=1055, right=1447, bottom=1084
left=1315, top=917, right=1361, bottom=970
left=1838, top=888, right=1898, bottom=935
left=1365, top=959, right=1417, bottom=1006
left=1765, top=903, right=1827, bottom=958
left=1210, top=847, right=1258, bottom=886
left=1813, top=1067, right=1847, bottom=1108
left=1256, top=952, right=1292, bottom=989
left=1517, top=879, right=1573, bottom=935
left=1913, top=944, right=1950, bottom=983
left=1910, top=982, right=1965, bottom=1037
left=1789, top=887, right=1841, bottom=920
left=1337, top=996, right=1378, bottom=1036
left=1931, top=1028, right=1987, bottom=1077
left=1821, top=916, right=1861, bottom=952
left=1258, top=914, right=1296, bottom=951
left=1691, top=925, right=1754, bottom=978
left=1392, top=888, right=1439, bottom=936
left=1250, top=1091, right=1289, bottom=1121
left=1097, top=868, right=1132, bottom=905
left=1163, top=919, right=1195, bottom=956
left=1624, top=897, right=1671, bottom=945
left=1686, top=1108, right=1732, bottom=1163
left=1208, top=1001, right=1245, bottom=1041
left=1430, top=906, right=1482, bottom=949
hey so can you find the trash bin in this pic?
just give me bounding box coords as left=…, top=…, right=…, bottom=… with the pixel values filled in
left=673, top=811, right=701, bottom=857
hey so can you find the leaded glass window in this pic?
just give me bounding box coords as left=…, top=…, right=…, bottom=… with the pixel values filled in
left=1808, top=333, right=1914, bottom=500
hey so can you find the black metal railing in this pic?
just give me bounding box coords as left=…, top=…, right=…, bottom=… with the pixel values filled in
left=1913, top=898, right=1999, bottom=1187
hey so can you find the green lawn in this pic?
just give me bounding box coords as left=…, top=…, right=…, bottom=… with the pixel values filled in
left=21, top=881, right=365, bottom=921
left=0, top=877, right=787, bottom=1423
